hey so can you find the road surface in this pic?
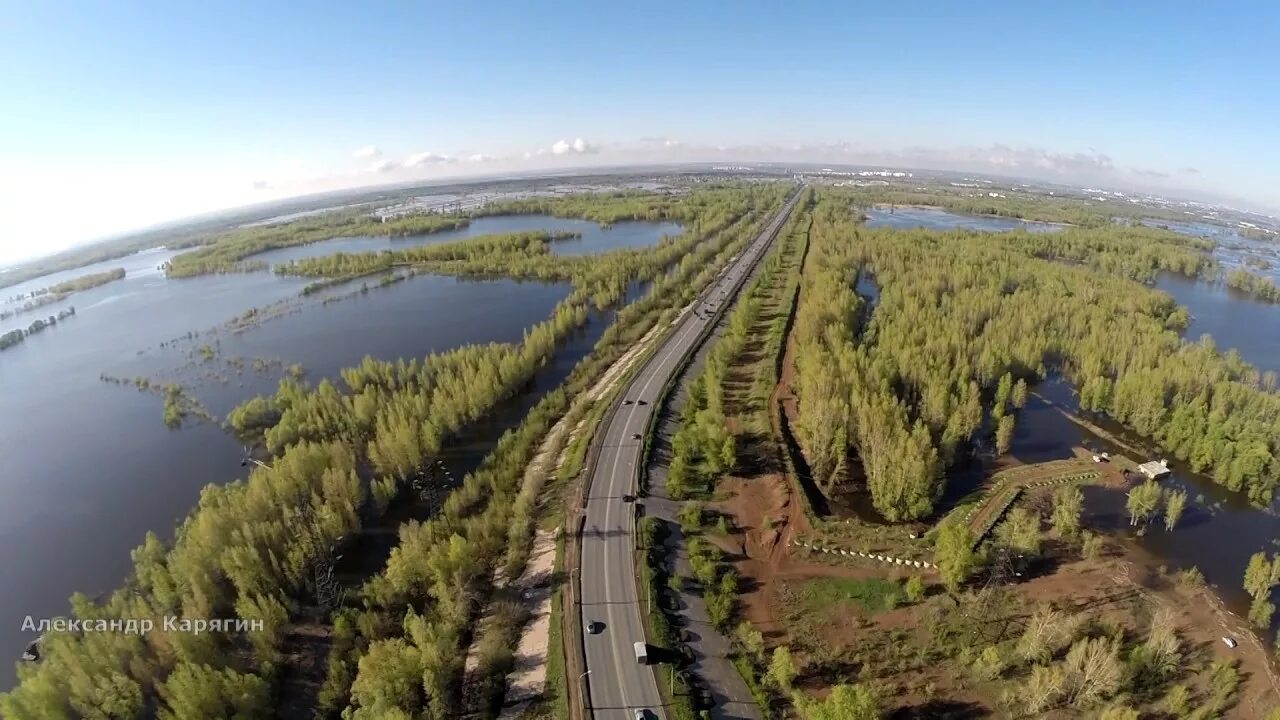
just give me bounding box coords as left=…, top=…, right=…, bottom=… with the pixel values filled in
left=578, top=187, right=802, bottom=719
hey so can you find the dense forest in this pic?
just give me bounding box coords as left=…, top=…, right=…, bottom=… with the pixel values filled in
left=0, top=183, right=790, bottom=719
left=163, top=214, right=470, bottom=277
left=790, top=188, right=1280, bottom=522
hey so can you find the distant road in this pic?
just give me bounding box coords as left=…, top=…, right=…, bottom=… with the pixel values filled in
left=578, top=187, right=802, bottom=719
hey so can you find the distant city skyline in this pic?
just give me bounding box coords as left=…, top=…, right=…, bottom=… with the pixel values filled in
left=2, top=1, right=1278, bottom=265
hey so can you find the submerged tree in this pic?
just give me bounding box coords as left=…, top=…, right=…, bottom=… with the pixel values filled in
left=1126, top=481, right=1163, bottom=527
left=1163, top=488, right=1188, bottom=531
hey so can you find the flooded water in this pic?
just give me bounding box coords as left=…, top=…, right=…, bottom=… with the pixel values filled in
left=1011, top=376, right=1279, bottom=621
left=863, top=206, right=1063, bottom=233
left=1153, top=272, right=1280, bottom=377
left=1144, top=219, right=1280, bottom=285
left=0, top=216, right=676, bottom=688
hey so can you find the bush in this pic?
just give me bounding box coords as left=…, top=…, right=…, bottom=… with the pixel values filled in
left=971, top=645, right=1006, bottom=681
left=1081, top=531, right=1105, bottom=559
left=904, top=575, right=926, bottom=603
left=1177, top=566, right=1205, bottom=587
left=1162, top=684, right=1191, bottom=717
left=677, top=502, right=704, bottom=533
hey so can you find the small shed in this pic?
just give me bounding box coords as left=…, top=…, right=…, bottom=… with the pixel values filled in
left=1137, top=459, right=1171, bottom=480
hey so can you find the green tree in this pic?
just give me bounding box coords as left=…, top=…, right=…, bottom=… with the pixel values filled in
left=1051, top=485, right=1083, bottom=539
left=1081, top=531, right=1105, bottom=559
left=349, top=639, right=424, bottom=714
left=793, top=683, right=879, bottom=720
left=995, top=414, right=1016, bottom=456
left=1016, top=604, right=1075, bottom=664
left=735, top=621, right=765, bottom=663
left=766, top=646, right=798, bottom=691
left=1249, top=597, right=1276, bottom=629
left=971, top=645, right=1006, bottom=681
left=1162, top=685, right=1191, bottom=717
left=994, top=506, right=1041, bottom=556
left=720, top=435, right=737, bottom=474
left=1244, top=552, right=1277, bottom=601
left=994, top=372, right=1014, bottom=416
left=677, top=502, right=703, bottom=533
left=1163, top=488, right=1188, bottom=531
left=1012, top=378, right=1029, bottom=409
left=1023, top=664, right=1066, bottom=714
left=158, top=663, right=270, bottom=720
left=934, top=523, right=977, bottom=593
left=1098, top=706, right=1139, bottom=720
left=1062, top=636, right=1123, bottom=707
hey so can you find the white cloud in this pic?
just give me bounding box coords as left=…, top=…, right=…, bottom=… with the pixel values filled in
left=352, top=145, right=381, bottom=159
left=369, top=159, right=398, bottom=173
left=251, top=180, right=271, bottom=190
left=404, top=151, right=451, bottom=167
left=551, top=137, right=597, bottom=155
left=466, top=153, right=495, bottom=163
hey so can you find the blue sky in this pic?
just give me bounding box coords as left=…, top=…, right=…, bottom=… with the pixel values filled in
left=1, top=1, right=1277, bottom=263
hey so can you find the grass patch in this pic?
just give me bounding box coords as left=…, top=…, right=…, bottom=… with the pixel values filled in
left=797, top=576, right=904, bottom=615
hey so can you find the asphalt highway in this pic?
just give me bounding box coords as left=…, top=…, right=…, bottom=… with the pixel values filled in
left=578, top=187, right=802, bottom=719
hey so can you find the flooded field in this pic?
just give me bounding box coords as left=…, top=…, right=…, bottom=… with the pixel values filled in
left=1145, top=218, right=1280, bottom=284
left=0, top=215, right=676, bottom=687
left=1010, top=376, right=1279, bottom=622
left=863, top=205, right=1064, bottom=233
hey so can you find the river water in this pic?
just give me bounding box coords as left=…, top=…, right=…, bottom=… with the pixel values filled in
left=0, top=216, right=676, bottom=688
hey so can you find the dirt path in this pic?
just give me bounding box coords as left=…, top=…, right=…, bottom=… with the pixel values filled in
left=497, top=530, right=557, bottom=719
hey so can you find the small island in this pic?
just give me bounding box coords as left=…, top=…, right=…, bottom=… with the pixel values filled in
left=1, top=268, right=126, bottom=322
